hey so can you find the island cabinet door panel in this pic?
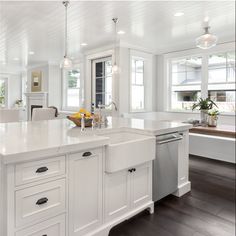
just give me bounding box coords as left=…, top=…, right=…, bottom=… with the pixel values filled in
left=104, top=170, right=131, bottom=222
left=68, top=149, right=103, bottom=236
left=15, top=214, right=65, bottom=236
left=130, top=162, right=152, bottom=209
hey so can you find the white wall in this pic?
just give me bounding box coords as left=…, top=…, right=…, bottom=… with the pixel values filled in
left=48, top=64, right=62, bottom=108
left=119, top=47, right=130, bottom=114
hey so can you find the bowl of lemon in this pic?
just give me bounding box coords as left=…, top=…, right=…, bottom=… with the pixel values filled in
left=67, top=108, right=93, bottom=127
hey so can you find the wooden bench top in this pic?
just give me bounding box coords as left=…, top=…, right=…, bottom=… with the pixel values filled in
left=190, top=125, right=236, bottom=138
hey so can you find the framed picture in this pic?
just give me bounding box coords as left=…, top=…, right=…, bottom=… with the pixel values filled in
left=31, top=71, right=42, bottom=92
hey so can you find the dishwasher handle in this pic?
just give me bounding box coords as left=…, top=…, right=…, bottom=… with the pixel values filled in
left=157, top=135, right=183, bottom=145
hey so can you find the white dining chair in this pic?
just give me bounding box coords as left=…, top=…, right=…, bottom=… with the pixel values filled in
left=0, top=109, right=20, bottom=123
left=31, top=108, right=56, bottom=121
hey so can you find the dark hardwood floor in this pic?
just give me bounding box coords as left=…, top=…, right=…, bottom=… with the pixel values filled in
left=109, top=155, right=236, bottom=236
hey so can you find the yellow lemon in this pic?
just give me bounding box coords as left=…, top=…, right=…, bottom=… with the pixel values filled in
left=85, top=111, right=91, bottom=118
left=79, top=108, right=87, bottom=114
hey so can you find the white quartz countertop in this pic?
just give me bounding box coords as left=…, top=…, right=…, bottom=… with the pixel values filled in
left=0, top=117, right=192, bottom=164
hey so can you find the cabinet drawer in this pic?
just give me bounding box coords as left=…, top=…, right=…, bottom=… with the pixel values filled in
left=15, top=179, right=66, bottom=227
left=15, top=214, right=65, bottom=236
left=15, top=156, right=65, bottom=186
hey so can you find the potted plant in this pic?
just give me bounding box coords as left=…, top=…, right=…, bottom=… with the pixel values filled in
left=15, top=99, right=23, bottom=107
left=192, top=98, right=218, bottom=124
left=208, top=109, right=219, bottom=127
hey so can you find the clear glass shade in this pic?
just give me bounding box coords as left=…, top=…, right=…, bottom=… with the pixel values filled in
left=60, top=56, right=73, bottom=69
left=196, top=33, right=218, bottom=49
left=112, top=64, right=119, bottom=74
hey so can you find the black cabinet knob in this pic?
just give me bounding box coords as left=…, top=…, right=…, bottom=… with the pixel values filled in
left=128, top=169, right=133, bottom=173
left=132, top=168, right=136, bottom=172
left=82, top=152, right=92, bottom=157
left=36, top=167, right=48, bottom=173
left=36, top=197, right=48, bottom=205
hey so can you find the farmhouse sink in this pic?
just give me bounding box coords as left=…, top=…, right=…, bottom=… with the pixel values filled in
left=100, top=132, right=156, bottom=173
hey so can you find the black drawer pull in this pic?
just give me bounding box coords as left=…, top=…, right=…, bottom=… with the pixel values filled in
left=128, top=169, right=133, bottom=173
left=36, top=197, right=48, bottom=205
left=42, top=235, right=47, bottom=236
left=82, top=152, right=92, bottom=157
left=36, top=166, right=48, bottom=173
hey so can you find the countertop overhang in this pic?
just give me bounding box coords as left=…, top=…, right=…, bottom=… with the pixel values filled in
left=0, top=117, right=192, bottom=164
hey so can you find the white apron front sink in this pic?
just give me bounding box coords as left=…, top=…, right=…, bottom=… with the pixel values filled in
left=100, top=132, right=156, bottom=173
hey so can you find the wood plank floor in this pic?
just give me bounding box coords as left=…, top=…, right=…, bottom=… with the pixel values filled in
left=109, top=155, right=236, bottom=236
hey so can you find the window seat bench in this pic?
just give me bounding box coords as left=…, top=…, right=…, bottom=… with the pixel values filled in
left=189, top=125, right=235, bottom=163
left=190, top=125, right=235, bottom=138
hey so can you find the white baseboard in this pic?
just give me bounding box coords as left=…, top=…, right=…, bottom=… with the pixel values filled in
left=172, top=181, right=191, bottom=197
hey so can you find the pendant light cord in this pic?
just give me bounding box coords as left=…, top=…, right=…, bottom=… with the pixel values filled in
left=65, top=2, right=67, bottom=57
left=63, top=1, right=69, bottom=57
left=112, top=18, right=118, bottom=65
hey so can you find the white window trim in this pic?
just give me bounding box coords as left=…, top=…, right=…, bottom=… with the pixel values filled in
left=62, top=65, right=83, bottom=111
left=165, top=42, right=235, bottom=115
left=129, top=50, right=153, bottom=113
left=130, top=56, right=146, bottom=112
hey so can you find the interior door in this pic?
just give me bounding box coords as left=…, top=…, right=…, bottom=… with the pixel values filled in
left=92, top=57, right=112, bottom=109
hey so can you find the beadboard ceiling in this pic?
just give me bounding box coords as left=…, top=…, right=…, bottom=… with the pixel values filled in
left=0, top=1, right=235, bottom=69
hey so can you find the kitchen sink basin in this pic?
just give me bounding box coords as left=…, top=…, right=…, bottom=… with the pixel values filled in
left=100, top=132, right=156, bottom=173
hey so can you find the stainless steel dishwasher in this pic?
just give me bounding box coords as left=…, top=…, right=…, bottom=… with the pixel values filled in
left=153, top=132, right=183, bottom=201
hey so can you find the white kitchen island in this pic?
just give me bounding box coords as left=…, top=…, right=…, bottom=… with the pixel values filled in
left=0, top=117, right=192, bottom=236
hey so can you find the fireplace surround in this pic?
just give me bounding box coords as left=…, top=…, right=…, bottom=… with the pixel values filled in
left=25, top=92, right=48, bottom=120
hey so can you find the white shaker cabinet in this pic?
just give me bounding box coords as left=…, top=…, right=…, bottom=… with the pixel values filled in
left=104, top=161, right=153, bottom=222
left=68, top=149, right=103, bottom=236
left=130, top=162, right=152, bottom=209
left=104, top=169, right=131, bottom=222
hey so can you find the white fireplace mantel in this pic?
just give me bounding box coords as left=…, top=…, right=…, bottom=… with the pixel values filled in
left=25, top=92, right=48, bottom=98
left=25, top=92, right=48, bottom=120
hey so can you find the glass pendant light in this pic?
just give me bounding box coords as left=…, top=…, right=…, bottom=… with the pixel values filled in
left=112, top=18, right=119, bottom=74
left=60, top=1, right=72, bottom=69
left=196, top=24, right=218, bottom=50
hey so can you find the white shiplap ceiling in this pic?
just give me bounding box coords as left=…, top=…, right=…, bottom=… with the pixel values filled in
left=0, top=1, right=235, bottom=69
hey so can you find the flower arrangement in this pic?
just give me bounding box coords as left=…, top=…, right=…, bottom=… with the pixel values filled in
left=208, top=109, right=220, bottom=117
left=208, top=109, right=219, bottom=127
